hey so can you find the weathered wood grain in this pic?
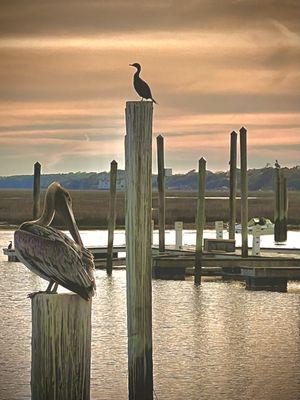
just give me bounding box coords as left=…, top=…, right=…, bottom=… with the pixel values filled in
left=31, top=293, right=91, bottom=400
left=125, top=101, right=153, bottom=400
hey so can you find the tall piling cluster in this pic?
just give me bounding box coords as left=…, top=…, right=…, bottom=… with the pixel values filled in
left=228, top=128, right=248, bottom=257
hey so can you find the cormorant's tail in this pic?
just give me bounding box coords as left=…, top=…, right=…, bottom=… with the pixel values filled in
left=152, top=98, right=158, bottom=105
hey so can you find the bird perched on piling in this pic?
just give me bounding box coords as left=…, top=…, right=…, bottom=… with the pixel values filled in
left=129, top=63, right=157, bottom=104
left=14, top=182, right=96, bottom=300
left=8, top=241, right=12, bottom=250
left=275, top=160, right=281, bottom=169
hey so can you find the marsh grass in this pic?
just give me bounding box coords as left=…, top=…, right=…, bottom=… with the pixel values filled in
left=0, top=189, right=299, bottom=229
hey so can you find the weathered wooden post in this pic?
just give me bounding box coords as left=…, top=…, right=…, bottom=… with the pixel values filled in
left=274, top=168, right=280, bottom=241
left=33, top=161, right=41, bottom=219
left=251, top=225, right=261, bottom=256
left=274, top=168, right=288, bottom=242
left=125, top=101, right=153, bottom=400
left=240, top=127, right=248, bottom=257
left=215, top=221, right=223, bottom=239
left=106, top=160, right=118, bottom=275
left=229, top=131, right=237, bottom=240
left=283, top=176, right=288, bottom=233
left=151, top=219, right=154, bottom=246
left=175, top=221, right=183, bottom=249
left=157, top=134, right=165, bottom=252
left=195, top=157, right=206, bottom=285
left=31, top=293, right=91, bottom=400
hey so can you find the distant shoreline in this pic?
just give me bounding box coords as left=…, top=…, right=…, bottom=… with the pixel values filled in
left=1, top=166, right=300, bottom=191
left=1, top=189, right=300, bottom=228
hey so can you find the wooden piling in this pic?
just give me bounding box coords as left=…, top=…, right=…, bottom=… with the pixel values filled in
left=229, top=131, right=237, bottom=240
left=240, top=127, right=248, bottom=257
left=274, top=168, right=288, bottom=242
left=31, top=293, right=91, bottom=400
left=215, top=221, right=224, bottom=239
left=283, top=176, right=288, bottom=229
left=125, top=101, right=153, bottom=400
left=151, top=219, right=154, bottom=246
left=33, top=161, right=41, bottom=219
left=106, top=160, right=118, bottom=275
left=157, top=134, right=165, bottom=253
left=175, top=221, right=183, bottom=249
left=195, top=157, right=206, bottom=285
left=251, top=225, right=261, bottom=256
left=274, top=168, right=280, bottom=240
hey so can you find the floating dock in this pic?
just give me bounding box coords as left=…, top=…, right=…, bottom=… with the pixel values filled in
left=3, top=245, right=300, bottom=292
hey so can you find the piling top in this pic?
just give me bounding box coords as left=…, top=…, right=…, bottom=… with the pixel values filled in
left=157, top=134, right=164, bottom=140
left=126, top=100, right=153, bottom=108
left=31, top=292, right=89, bottom=306
left=239, top=126, right=247, bottom=134
left=111, top=160, right=118, bottom=166
left=34, top=161, right=41, bottom=168
left=32, top=292, right=80, bottom=299
left=199, top=157, right=206, bottom=164
left=231, top=130, right=237, bottom=136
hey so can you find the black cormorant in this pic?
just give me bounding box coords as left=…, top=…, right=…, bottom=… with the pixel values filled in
left=275, top=160, right=281, bottom=169
left=8, top=241, right=12, bottom=250
left=129, top=63, right=157, bottom=104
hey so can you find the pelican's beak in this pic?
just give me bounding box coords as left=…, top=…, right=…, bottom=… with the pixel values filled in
left=65, top=201, right=83, bottom=247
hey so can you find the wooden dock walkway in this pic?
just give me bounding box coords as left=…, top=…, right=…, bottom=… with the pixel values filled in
left=3, top=245, right=300, bottom=291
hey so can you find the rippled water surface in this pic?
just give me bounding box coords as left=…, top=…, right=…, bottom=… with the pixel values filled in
left=0, top=230, right=300, bottom=400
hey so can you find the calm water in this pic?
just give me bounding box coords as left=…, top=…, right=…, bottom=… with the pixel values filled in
left=1, top=230, right=300, bottom=400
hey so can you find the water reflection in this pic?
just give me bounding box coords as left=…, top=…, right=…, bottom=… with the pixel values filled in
left=0, top=231, right=300, bottom=399
left=79, top=229, right=300, bottom=250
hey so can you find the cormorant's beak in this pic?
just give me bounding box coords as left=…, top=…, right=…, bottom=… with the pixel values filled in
left=129, top=64, right=133, bottom=67
left=65, top=201, right=83, bottom=247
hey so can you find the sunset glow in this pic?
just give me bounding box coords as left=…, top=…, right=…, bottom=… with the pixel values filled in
left=0, top=1, right=299, bottom=174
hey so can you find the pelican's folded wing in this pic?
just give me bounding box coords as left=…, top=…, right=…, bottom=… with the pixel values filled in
left=15, top=227, right=96, bottom=300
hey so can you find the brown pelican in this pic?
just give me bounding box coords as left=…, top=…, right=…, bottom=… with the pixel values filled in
left=129, top=63, right=157, bottom=104
left=14, top=182, right=95, bottom=300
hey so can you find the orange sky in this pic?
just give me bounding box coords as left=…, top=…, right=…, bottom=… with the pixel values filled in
left=0, top=1, right=299, bottom=175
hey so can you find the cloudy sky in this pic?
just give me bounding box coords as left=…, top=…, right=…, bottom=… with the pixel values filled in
left=0, top=0, right=299, bottom=175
